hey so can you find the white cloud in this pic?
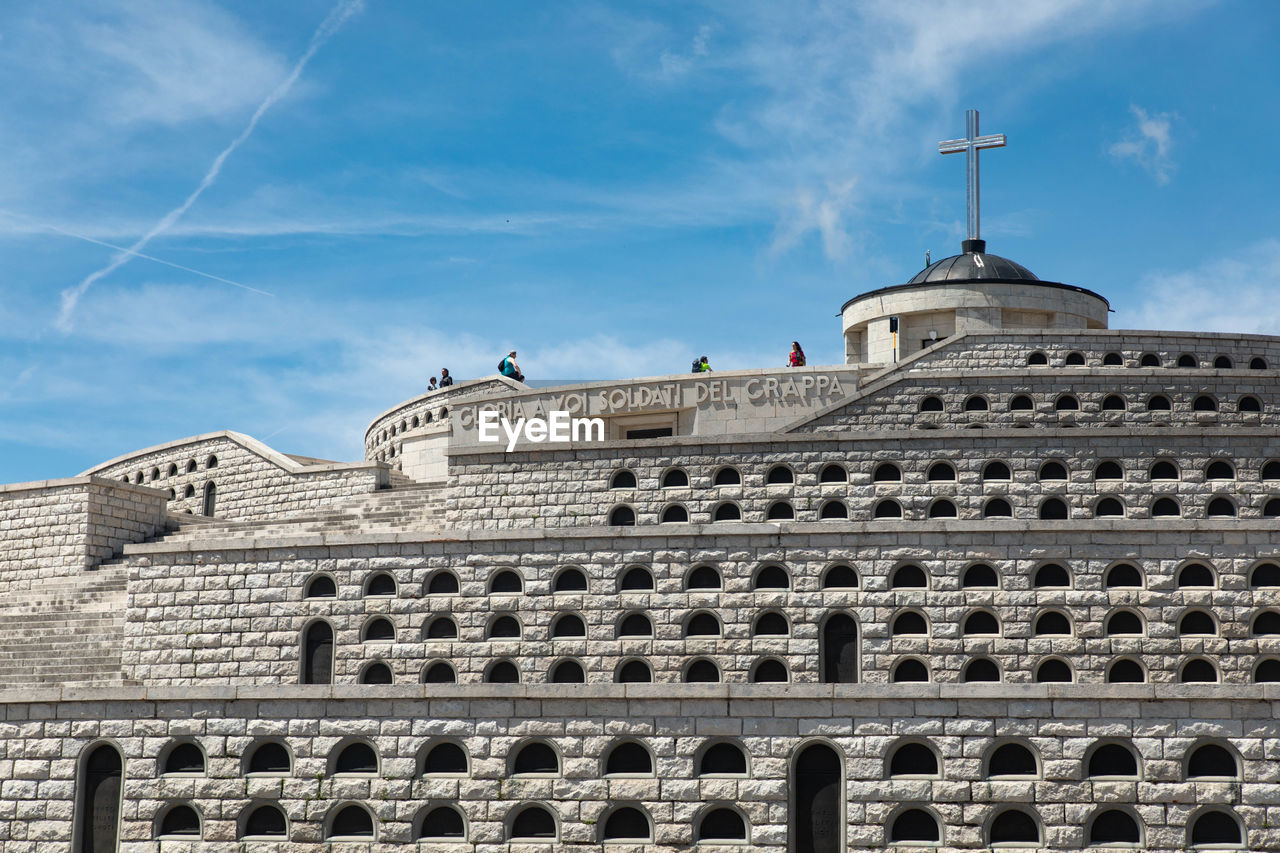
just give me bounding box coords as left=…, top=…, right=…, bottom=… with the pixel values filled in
left=769, top=179, right=858, bottom=261
left=1109, top=104, right=1176, bottom=184
left=1117, top=239, right=1280, bottom=333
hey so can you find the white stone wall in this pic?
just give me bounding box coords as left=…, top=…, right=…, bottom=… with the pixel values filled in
left=116, top=528, right=1280, bottom=688
left=0, top=688, right=1276, bottom=852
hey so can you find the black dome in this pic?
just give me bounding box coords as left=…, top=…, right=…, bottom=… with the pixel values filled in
left=909, top=245, right=1038, bottom=284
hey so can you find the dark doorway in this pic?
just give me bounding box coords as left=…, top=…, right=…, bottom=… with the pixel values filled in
left=821, top=614, right=858, bottom=683
left=77, top=744, right=122, bottom=853
left=303, top=621, right=334, bottom=684
left=793, top=743, right=842, bottom=853
left=201, top=481, right=216, bottom=516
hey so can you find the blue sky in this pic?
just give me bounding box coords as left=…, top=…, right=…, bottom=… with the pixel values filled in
left=2, top=0, right=1278, bottom=481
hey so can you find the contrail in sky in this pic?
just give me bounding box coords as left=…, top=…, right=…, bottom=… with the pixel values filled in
left=56, top=0, right=364, bottom=331
left=0, top=211, right=273, bottom=296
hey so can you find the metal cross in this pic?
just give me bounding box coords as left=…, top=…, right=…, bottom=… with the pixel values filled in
left=938, top=109, right=1006, bottom=246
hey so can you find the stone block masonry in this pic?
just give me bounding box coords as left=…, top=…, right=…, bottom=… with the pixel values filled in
left=0, top=686, right=1276, bottom=851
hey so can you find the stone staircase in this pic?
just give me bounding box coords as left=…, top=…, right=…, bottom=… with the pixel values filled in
left=153, top=481, right=449, bottom=544
left=0, top=566, right=132, bottom=689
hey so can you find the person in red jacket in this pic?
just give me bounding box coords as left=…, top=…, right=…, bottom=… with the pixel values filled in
left=789, top=341, right=806, bottom=367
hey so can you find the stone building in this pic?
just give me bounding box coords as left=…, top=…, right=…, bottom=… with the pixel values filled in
left=3, top=140, right=1279, bottom=850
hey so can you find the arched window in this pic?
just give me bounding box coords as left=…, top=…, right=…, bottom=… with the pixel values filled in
left=1009, top=394, right=1034, bottom=410
left=1189, top=810, right=1243, bottom=847
left=1105, top=563, right=1143, bottom=588
left=1103, top=351, right=1124, bottom=366
left=766, top=464, right=794, bottom=484
left=417, top=806, right=465, bottom=840
left=332, top=741, right=378, bottom=775
left=162, top=742, right=205, bottom=775
left=301, top=621, right=333, bottom=685
left=1187, top=744, right=1239, bottom=779
left=822, top=565, right=858, bottom=589
left=618, top=612, right=653, bottom=637
left=1193, top=394, right=1218, bottom=411
left=509, top=805, right=557, bottom=840
left=1107, top=658, right=1146, bottom=683
left=1252, top=610, right=1280, bottom=635
left=327, top=804, right=374, bottom=839
left=685, top=611, right=721, bottom=637
left=1034, top=563, right=1070, bottom=587
left=364, top=572, right=396, bottom=597
left=1035, top=658, right=1072, bottom=682
left=713, top=466, right=741, bottom=486
left=987, top=743, right=1037, bottom=777
left=1253, top=563, right=1280, bottom=586
left=983, top=498, right=1012, bottom=517
left=1179, top=610, right=1216, bottom=635
left=1207, top=497, right=1237, bottom=517
left=890, top=564, right=927, bottom=588
left=485, top=660, right=519, bottom=683
left=616, top=659, right=652, bottom=683
left=610, top=469, right=637, bottom=489
left=928, top=499, right=957, bottom=518
left=1096, top=497, right=1125, bottom=517
left=889, top=808, right=940, bottom=844
left=751, top=658, right=788, bottom=682
left=552, top=567, right=587, bottom=592
left=964, top=394, right=989, bottom=411
left=1033, top=611, right=1071, bottom=635
left=962, top=564, right=997, bottom=588
left=362, top=617, right=395, bottom=642
left=1266, top=499, right=1280, bottom=517
left=684, top=658, right=721, bottom=682
left=1105, top=610, right=1143, bottom=635
left=1038, top=460, right=1068, bottom=480
left=1151, top=459, right=1180, bottom=479
left=661, top=468, right=689, bottom=487
left=1055, top=394, right=1079, bottom=411
left=1206, top=459, right=1236, bottom=478
left=602, top=806, right=652, bottom=842
left=766, top=500, right=794, bottom=520
left=695, top=808, right=747, bottom=843
left=621, top=566, right=654, bottom=590
left=550, top=613, right=586, bottom=638
left=1027, top=351, right=1048, bottom=366
left=1139, top=353, right=1161, bottom=367
left=240, top=803, right=287, bottom=839
left=609, top=505, right=636, bottom=526
left=1178, top=563, right=1215, bottom=587
left=891, top=611, right=927, bottom=635
left=1181, top=658, right=1219, bottom=682
left=1252, top=357, right=1269, bottom=369
left=962, top=611, right=999, bottom=635
left=428, top=571, right=459, bottom=594
left=489, top=570, right=523, bottom=594
left=1095, top=460, right=1124, bottom=479
left=1102, top=393, right=1127, bottom=410
left=687, top=565, right=721, bottom=589
left=550, top=660, right=584, bottom=683
left=712, top=502, right=741, bottom=521
left=926, top=461, right=956, bottom=481
left=604, top=742, right=653, bottom=776
left=753, top=564, right=789, bottom=589
left=1039, top=498, right=1068, bottom=519
left=699, top=741, right=747, bottom=775
left=873, top=462, right=902, bottom=482
left=1147, top=394, right=1172, bottom=411
left=512, top=742, right=559, bottom=775
left=888, top=741, right=939, bottom=777
left=873, top=499, right=902, bottom=518
left=304, top=574, right=336, bottom=598
left=422, top=742, right=468, bottom=775
left=1087, top=742, right=1139, bottom=777
left=919, top=395, right=945, bottom=411
left=1152, top=497, right=1181, bottom=516
left=246, top=741, right=291, bottom=775
left=424, top=617, right=457, bottom=639
left=982, top=460, right=1011, bottom=480
left=76, top=743, right=123, bottom=853
left=422, top=661, right=456, bottom=683
left=819, top=499, right=848, bottom=519
left=359, top=662, right=392, bottom=684
left=819, top=464, right=847, bottom=483
left=1065, top=351, right=1086, bottom=365
left=989, top=809, right=1041, bottom=846
left=488, top=615, right=521, bottom=640
left=157, top=803, right=201, bottom=838
left=201, top=481, right=216, bottom=516
left=1178, top=353, right=1199, bottom=368
left=1215, top=355, right=1234, bottom=368
left=1239, top=395, right=1262, bottom=412
left=963, top=658, right=1000, bottom=682
left=1089, top=810, right=1141, bottom=846
left=892, top=658, right=928, bottom=682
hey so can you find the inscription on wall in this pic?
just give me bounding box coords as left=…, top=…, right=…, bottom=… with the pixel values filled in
left=457, top=374, right=847, bottom=427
